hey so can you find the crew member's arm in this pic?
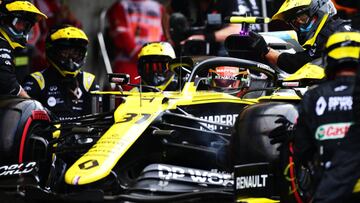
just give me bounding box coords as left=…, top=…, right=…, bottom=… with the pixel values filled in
left=0, top=47, right=29, bottom=98
left=249, top=31, right=313, bottom=73
left=264, top=48, right=281, bottom=67
left=22, top=73, right=42, bottom=99
left=18, top=87, right=30, bottom=98
left=185, top=24, right=241, bottom=42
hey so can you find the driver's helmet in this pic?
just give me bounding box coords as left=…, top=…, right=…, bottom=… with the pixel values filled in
left=323, top=31, right=360, bottom=79
left=137, top=42, right=176, bottom=90
left=272, top=0, right=336, bottom=45
left=208, top=66, right=250, bottom=95
left=0, top=0, right=47, bottom=49
left=45, top=25, right=89, bottom=78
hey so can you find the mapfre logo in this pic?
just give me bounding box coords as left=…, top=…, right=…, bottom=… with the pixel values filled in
left=315, top=122, right=352, bottom=140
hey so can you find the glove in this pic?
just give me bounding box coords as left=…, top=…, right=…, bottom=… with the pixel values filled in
left=269, top=117, right=294, bottom=146
left=249, top=31, right=270, bottom=57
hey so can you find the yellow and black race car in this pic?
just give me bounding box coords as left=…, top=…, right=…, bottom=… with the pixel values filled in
left=0, top=52, right=325, bottom=202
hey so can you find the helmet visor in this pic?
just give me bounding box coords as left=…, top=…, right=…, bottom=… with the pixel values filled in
left=209, top=66, right=249, bottom=89
left=57, top=46, right=86, bottom=64
left=4, top=15, right=35, bottom=41
left=288, top=12, right=311, bottom=31
left=49, top=45, right=87, bottom=72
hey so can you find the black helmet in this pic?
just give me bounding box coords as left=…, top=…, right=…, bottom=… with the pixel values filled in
left=272, top=0, right=337, bottom=45
left=137, top=42, right=176, bottom=90
left=0, top=0, right=47, bottom=48
left=323, top=31, right=360, bottom=79
left=46, top=25, right=89, bottom=77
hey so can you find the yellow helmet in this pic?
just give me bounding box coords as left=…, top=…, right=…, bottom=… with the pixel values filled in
left=0, top=0, right=47, bottom=48
left=272, top=0, right=336, bottom=45
left=137, top=42, right=176, bottom=89
left=323, top=31, right=360, bottom=78
left=46, top=25, right=89, bottom=78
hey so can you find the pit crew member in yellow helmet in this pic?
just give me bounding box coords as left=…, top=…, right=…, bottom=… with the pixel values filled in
left=269, top=31, right=360, bottom=201
left=22, top=25, right=99, bottom=121
left=137, top=42, right=177, bottom=91
left=312, top=31, right=360, bottom=202
left=249, top=0, right=352, bottom=73
left=0, top=0, right=47, bottom=97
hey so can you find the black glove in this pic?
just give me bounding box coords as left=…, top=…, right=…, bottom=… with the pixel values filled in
left=269, top=117, right=294, bottom=146
left=249, top=31, right=270, bottom=56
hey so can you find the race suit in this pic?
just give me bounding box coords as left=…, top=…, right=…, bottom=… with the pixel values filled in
left=293, top=76, right=355, bottom=191
left=277, top=17, right=350, bottom=73
left=22, top=68, right=99, bottom=121
left=0, top=36, right=23, bottom=96
left=312, top=70, right=360, bottom=203
left=107, top=0, right=166, bottom=86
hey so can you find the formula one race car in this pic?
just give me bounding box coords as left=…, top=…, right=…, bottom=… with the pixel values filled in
left=0, top=53, right=325, bottom=203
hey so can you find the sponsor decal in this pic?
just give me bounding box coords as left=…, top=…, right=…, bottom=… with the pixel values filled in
left=49, top=86, right=58, bottom=91
left=316, top=96, right=352, bottom=116
left=0, top=162, right=36, bottom=176
left=32, top=110, right=50, bottom=121
left=199, top=114, right=238, bottom=131
left=316, top=96, right=326, bottom=116
left=282, top=82, right=300, bottom=87
left=334, top=85, right=348, bottom=92
left=315, top=122, right=352, bottom=140
left=0, top=48, right=11, bottom=53
left=328, top=96, right=352, bottom=111
left=71, top=87, right=83, bottom=99
left=157, top=164, right=233, bottom=187
left=47, top=96, right=56, bottom=107
left=72, top=106, right=83, bottom=111
left=0, top=53, right=11, bottom=59
left=256, top=63, right=275, bottom=73
left=236, top=174, right=268, bottom=189
left=78, top=160, right=99, bottom=170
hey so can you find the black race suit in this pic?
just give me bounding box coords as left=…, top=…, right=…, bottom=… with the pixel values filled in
left=22, top=67, right=99, bottom=121
left=0, top=36, right=22, bottom=96
left=277, top=17, right=350, bottom=73
left=293, top=76, right=355, bottom=191
left=312, top=70, right=360, bottom=203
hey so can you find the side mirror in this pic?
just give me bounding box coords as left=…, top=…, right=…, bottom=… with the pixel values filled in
left=108, top=73, right=130, bottom=86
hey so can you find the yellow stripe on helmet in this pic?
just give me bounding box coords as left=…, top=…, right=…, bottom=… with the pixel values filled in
left=272, top=0, right=311, bottom=21
left=326, top=32, right=360, bottom=48
left=328, top=46, right=360, bottom=60
left=5, top=1, right=47, bottom=20
left=50, top=27, right=89, bottom=42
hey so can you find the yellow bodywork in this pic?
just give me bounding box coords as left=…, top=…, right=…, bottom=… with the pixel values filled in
left=65, top=82, right=255, bottom=185
left=237, top=198, right=279, bottom=203
left=284, top=62, right=324, bottom=81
